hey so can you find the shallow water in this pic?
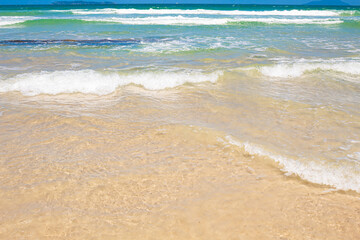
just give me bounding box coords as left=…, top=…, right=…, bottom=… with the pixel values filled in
left=0, top=4, right=360, bottom=239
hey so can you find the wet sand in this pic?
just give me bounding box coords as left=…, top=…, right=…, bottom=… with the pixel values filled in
left=0, top=94, right=359, bottom=239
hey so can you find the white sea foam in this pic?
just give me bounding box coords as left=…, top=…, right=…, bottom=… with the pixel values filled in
left=82, top=16, right=343, bottom=25
left=225, top=136, right=360, bottom=192
left=259, top=61, right=360, bottom=78
left=0, top=16, right=36, bottom=27
left=82, top=16, right=229, bottom=25
left=132, top=36, right=247, bottom=53
left=348, top=152, right=360, bottom=161
left=0, top=69, right=222, bottom=96
left=58, top=8, right=342, bottom=16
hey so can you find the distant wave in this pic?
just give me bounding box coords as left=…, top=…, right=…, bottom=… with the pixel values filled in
left=339, top=10, right=360, bottom=16
left=81, top=16, right=343, bottom=25
left=0, top=69, right=222, bottom=96
left=53, top=8, right=345, bottom=16
left=0, top=16, right=347, bottom=27
left=0, top=16, right=37, bottom=27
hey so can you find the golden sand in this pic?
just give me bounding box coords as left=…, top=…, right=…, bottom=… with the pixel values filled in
left=0, top=105, right=359, bottom=239
left=0, top=71, right=359, bottom=239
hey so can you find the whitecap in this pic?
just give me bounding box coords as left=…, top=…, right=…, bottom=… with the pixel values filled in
left=259, top=61, right=360, bottom=78
left=81, top=16, right=343, bottom=25
left=62, top=8, right=342, bottom=17
left=0, top=69, right=222, bottom=96
left=0, top=16, right=37, bottom=27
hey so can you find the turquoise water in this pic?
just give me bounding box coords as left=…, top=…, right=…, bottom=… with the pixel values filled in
left=0, top=4, right=359, bottom=74
left=0, top=4, right=360, bottom=192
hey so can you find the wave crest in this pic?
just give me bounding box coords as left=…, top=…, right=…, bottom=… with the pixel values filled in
left=259, top=61, right=360, bottom=78
left=0, top=16, right=37, bottom=27
left=82, top=16, right=343, bottom=25
left=57, top=8, right=343, bottom=17
left=0, top=69, right=222, bottom=96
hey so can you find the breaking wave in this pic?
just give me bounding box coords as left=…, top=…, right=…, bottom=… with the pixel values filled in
left=0, top=16, right=37, bottom=27
left=54, top=8, right=345, bottom=16
left=0, top=69, right=222, bottom=96
left=81, top=16, right=343, bottom=25
left=1, top=16, right=347, bottom=27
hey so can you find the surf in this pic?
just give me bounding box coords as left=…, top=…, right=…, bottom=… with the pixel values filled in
left=0, top=69, right=222, bottom=96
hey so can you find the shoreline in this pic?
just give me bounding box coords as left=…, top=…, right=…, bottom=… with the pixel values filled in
left=0, top=117, right=359, bottom=239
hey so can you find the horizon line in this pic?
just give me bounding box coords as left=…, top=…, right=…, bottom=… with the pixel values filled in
left=0, top=3, right=359, bottom=6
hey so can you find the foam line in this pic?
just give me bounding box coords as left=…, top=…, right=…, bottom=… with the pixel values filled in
left=225, top=136, right=360, bottom=192
left=0, top=69, right=222, bottom=96
left=259, top=61, right=360, bottom=78
left=82, top=16, right=343, bottom=25
left=58, top=8, right=343, bottom=16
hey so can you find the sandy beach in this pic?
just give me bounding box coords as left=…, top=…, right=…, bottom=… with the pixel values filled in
left=0, top=3, right=360, bottom=239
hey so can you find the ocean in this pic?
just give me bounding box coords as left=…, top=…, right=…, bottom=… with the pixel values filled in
left=0, top=4, right=360, bottom=239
